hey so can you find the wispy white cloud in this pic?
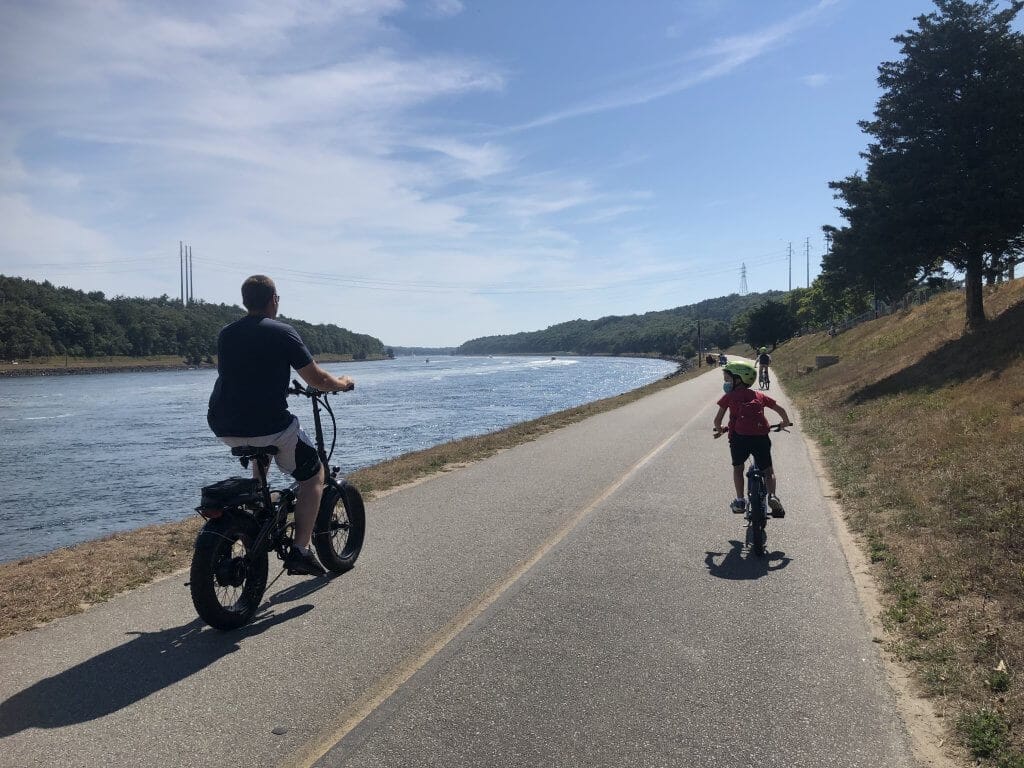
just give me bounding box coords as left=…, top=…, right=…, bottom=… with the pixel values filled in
left=0, top=1, right=517, bottom=252
left=0, top=0, right=846, bottom=344
left=801, top=73, right=831, bottom=88
left=510, top=0, right=839, bottom=132
left=427, top=0, right=465, bottom=18
left=0, top=195, right=116, bottom=261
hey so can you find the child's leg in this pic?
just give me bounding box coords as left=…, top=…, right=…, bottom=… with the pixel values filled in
left=733, top=464, right=744, bottom=498
left=764, top=465, right=777, bottom=496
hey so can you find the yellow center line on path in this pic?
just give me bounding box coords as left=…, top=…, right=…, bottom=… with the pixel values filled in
left=285, top=406, right=707, bottom=768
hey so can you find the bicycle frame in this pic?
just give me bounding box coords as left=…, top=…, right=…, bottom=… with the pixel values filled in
left=293, top=380, right=345, bottom=486
left=745, top=461, right=769, bottom=554
left=216, top=384, right=339, bottom=564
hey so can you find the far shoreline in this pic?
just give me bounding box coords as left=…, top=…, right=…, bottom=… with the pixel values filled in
left=0, top=353, right=388, bottom=379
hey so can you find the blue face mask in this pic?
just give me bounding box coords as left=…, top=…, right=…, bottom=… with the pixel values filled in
left=723, top=381, right=734, bottom=393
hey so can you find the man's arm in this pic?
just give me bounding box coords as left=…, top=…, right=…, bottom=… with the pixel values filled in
left=296, top=361, right=355, bottom=392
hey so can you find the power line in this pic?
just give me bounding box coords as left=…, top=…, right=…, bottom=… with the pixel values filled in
left=197, top=249, right=791, bottom=296
left=2, top=246, right=795, bottom=297
left=1, top=256, right=166, bottom=269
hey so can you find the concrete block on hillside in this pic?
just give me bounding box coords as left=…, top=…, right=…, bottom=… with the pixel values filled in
left=816, top=355, right=840, bottom=369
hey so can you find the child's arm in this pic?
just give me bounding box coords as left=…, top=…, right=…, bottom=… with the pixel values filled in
left=713, top=405, right=728, bottom=434
left=768, top=402, right=791, bottom=427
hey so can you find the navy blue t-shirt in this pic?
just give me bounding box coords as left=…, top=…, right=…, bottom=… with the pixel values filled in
left=207, top=316, right=314, bottom=437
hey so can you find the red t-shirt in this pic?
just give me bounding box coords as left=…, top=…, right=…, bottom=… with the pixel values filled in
left=716, top=387, right=777, bottom=436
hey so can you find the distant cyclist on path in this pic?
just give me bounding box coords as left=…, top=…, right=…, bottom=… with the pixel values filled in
left=207, top=275, right=355, bottom=576
left=756, top=346, right=772, bottom=389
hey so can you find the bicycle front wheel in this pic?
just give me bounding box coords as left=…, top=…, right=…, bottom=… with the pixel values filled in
left=748, top=510, right=767, bottom=556
left=190, top=515, right=269, bottom=630
left=313, top=481, right=365, bottom=573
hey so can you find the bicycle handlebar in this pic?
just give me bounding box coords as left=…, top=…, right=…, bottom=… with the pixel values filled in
left=712, top=423, right=792, bottom=439
left=289, top=379, right=320, bottom=397
left=289, top=379, right=350, bottom=397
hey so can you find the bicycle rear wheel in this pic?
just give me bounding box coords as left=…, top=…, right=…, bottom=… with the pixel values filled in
left=190, top=515, right=269, bottom=630
left=313, top=481, right=365, bottom=573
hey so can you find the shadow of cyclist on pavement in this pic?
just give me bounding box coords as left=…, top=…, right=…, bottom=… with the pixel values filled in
left=0, top=603, right=313, bottom=737
left=704, top=539, right=792, bottom=580
left=267, top=572, right=339, bottom=606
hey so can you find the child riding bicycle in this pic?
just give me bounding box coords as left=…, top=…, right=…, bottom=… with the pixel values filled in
left=712, top=361, right=791, bottom=517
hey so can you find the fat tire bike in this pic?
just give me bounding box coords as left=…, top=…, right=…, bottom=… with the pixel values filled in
left=714, top=423, right=790, bottom=557
left=189, top=380, right=365, bottom=630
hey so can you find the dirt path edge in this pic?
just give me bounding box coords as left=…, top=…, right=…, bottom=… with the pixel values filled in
left=801, top=420, right=964, bottom=768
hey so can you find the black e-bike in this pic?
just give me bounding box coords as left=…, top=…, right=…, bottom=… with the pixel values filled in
left=189, top=381, right=365, bottom=630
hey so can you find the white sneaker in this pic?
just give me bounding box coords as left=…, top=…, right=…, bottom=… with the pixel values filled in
left=729, top=498, right=746, bottom=514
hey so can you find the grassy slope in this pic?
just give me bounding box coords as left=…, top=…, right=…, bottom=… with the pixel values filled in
left=771, top=280, right=1024, bottom=767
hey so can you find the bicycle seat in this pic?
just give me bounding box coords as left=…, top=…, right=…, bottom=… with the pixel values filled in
left=230, top=445, right=279, bottom=458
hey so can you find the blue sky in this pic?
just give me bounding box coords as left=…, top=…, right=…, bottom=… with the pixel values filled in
left=1, top=0, right=939, bottom=346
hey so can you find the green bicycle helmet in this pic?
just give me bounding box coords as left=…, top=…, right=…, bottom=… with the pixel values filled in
left=759, top=346, right=767, bottom=354
left=724, top=361, right=757, bottom=386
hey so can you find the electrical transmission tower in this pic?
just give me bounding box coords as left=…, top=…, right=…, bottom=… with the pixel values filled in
left=740, top=262, right=748, bottom=295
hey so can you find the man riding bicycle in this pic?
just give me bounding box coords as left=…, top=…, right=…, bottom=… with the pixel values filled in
left=756, top=346, right=771, bottom=386
left=207, top=275, right=355, bottom=577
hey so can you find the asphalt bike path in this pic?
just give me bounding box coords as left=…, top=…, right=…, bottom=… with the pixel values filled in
left=0, top=370, right=916, bottom=768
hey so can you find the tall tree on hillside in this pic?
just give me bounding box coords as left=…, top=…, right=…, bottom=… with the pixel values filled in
left=823, top=172, right=943, bottom=305
left=734, top=300, right=798, bottom=351
left=827, top=0, right=1024, bottom=331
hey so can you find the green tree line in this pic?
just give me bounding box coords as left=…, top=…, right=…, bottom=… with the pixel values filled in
left=819, top=0, right=1024, bottom=332
left=0, top=275, right=385, bottom=363
left=456, top=292, right=785, bottom=357
left=705, top=1, right=1024, bottom=353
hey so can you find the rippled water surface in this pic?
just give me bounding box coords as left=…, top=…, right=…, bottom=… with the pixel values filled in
left=0, top=355, right=676, bottom=561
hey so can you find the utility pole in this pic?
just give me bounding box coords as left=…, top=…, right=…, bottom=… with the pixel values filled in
left=788, top=241, right=792, bottom=291
left=697, top=320, right=702, bottom=367
left=805, top=236, right=810, bottom=288
left=188, top=245, right=193, bottom=304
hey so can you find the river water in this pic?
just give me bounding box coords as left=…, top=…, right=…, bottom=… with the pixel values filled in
left=0, top=355, right=676, bottom=562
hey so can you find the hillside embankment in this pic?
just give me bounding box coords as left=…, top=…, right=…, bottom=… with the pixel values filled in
left=766, top=279, right=1024, bottom=767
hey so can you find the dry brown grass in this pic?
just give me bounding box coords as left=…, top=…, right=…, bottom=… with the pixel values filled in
left=774, top=280, right=1024, bottom=766
left=0, top=363, right=694, bottom=639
